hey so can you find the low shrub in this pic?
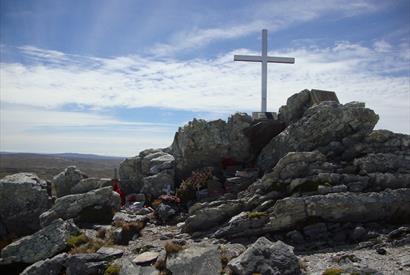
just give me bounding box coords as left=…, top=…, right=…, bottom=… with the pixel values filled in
left=164, top=241, right=184, bottom=254
left=104, top=264, right=120, bottom=275
left=322, top=267, right=343, bottom=275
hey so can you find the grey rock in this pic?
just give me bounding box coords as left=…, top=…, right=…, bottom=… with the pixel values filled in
left=227, top=237, right=301, bottom=275
left=118, top=257, right=157, bottom=275
left=1, top=219, right=79, bottom=264
left=267, top=188, right=410, bottom=232
left=286, top=230, right=304, bottom=244
left=171, top=113, right=253, bottom=180
left=156, top=203, right=176, bottom=223
left=354, top=153, right=410, bottom=174
left=184, top=200, right=244, bottom=233
left=278, top=89, right=311, bottom=124
left=65, top=253, right=108, bottom=275
left=141, top=169, right=174, bottom=198
left=52, top=166, right=87, bottom=197
left=213, top=211, right=270, bottom=239
left=220, top=243, right=246, bottom=262
left=40, top=186, right=121, bottom=226
left=112, top=211, right=149, bottom=224
left=167, top=243, right=222, bottom=275
left=303, top=223, right=328, bottom=241
left=258, top=101, right=379, bottom=171
left=70, top=177, right=112, bottom=194
left=350, top=226, right=367, bottom=242
left=20, top=253, right=68, bottom=275
left=119, top=149, right=175, bottom=195
left=96, top=247, right=124, bottom=259
left=0, top=173, right=49, bottom=238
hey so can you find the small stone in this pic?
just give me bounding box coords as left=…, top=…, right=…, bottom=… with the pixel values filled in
left=376, top=248, right=387, bottom=255
left=350, top=226, right=367, bottom=242
left=132, top=251, right=159, bottom=265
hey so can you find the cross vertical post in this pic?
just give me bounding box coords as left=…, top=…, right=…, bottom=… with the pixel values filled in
left=261, top=29, right=268, bottom=112
left=234, top=29, right=295, bottom=112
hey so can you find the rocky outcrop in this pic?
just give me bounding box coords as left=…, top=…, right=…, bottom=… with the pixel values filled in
left=258, top=101, right=379, bottom=172
left=184, top=200, right=245, bottom=233
left=167, top=243, right=222, bottom=275
left=267, top=188, right=410, bottom=232
left=119, top=149, right=175, bottom=196
left=21, top=250, right=123, bottom=275
left=52, top=166, right=87, bottom=197
left=0, top=173, right=49, bottom=238
left=227, top=237, right=301, bottom=275
left=171, top=113, right=253, bottom=179
left=1, top=219, right=79, bottom=264
left=70, top=178, right=112, bottom=194
left=39, top=186, right=121, bottom=227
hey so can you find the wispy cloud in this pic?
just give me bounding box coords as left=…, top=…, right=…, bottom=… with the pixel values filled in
left=150, top=0, right=387, bottom=56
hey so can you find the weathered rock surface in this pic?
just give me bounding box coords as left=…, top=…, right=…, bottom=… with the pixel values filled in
left=171, top=113, right=253, bottom=179
left=278, top=89, right=339, bottom=125
left=167, top=243, right=222, bottom=275
left=119, top=149, right=175, bottom=197
left=70, top=177, right=112, bottom=194
left=267, top=188, right=410, bottom=232
left=258, top=101, right=379, bottom=171
left=52, top=166, right=87, bottom=197
left=21, top=251, right=124, bottom=275
left=141, top=169, right=174, bottom=198
left=184, top=200, right=245, bottom=233
left=227, top=237, right=301, bottom=275
left=40, top=186, right=121, bottom=226
left=0, top=173, right=49, bottom=238
left=1, top=219, right=79, bottom=264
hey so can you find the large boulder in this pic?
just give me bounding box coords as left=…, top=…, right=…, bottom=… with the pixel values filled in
left=52, top=166, right=87, bottom=197
left=141, top=169, right=174, bottom=199
left=184, top=200, right=245, bottom=233
left=267, top=188, right=410, bottom=232
left=278, top=89, right=339, bottom=125
left=258, top=101, right=379, bottom=172
left=39, top=186, right=121, bottom=227
left=70, top=178, right=112, bottom=194
left=171, top=113, right=253, bottom=180
left=0, top=173, right=49, bottom=238
left=167, top=243, right=222, bottom=275
left=0, top=219, right=79, bottom=264
left=227, top=237, right=301, bottom=275
left=119, top=149, right=175, bottom=196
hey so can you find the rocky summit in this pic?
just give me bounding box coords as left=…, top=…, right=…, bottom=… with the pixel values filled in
left=1, top=89, right=409, bottom=275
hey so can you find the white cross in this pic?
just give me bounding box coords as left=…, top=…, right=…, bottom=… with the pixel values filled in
left=234, top=29, right=295, bottom=112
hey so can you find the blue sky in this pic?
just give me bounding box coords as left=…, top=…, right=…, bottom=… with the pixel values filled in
left=1, top=0, right=409, bottom=156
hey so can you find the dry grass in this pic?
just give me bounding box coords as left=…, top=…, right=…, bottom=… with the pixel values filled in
left=96, top=227, right=106, bottom=239
left=164, top=241, right=184, bottom=254
left=104, top=264, right=121, bottom=275
left=69, top=236, right=113, bottom=254
left=322, top=267, right=343, bottom=275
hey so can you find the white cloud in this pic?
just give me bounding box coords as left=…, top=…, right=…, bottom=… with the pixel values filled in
left=0, top=38, right=409, bottom=156
left=150, top=0, right=386, bottom=55
left=0, top=105, right=177, bottom=156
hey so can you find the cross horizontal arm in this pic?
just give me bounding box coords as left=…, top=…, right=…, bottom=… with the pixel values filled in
left=234, top=55, right=263, bottom=62
left=266, top=56, right=295, bottom=64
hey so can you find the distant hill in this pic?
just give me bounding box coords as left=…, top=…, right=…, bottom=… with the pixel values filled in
left=0, top=152, right=125, bottom=180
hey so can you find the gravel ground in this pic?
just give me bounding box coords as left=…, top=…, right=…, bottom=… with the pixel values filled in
left=300, top=244, right=410, bottom=275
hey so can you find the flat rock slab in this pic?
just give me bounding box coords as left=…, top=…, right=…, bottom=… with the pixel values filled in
left=167, top=243, right=222, bottom=275
left=96, top=247, right=124, bottom=258
left=132, top=251, right=159, bottom=265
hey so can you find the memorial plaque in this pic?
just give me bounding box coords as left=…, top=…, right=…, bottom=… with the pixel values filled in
left=310, top=89, right=339, bottom=105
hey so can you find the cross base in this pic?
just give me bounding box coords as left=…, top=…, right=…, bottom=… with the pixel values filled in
left=252, top=112, right=278, bottom=120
